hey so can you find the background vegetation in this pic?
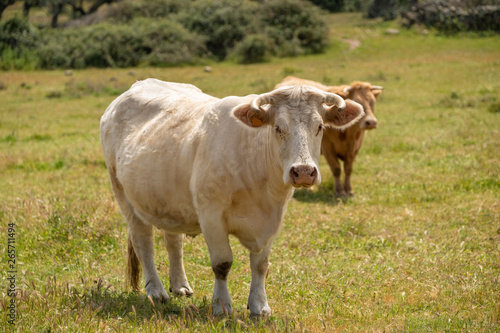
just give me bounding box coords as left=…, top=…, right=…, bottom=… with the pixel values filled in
left=1, top=9, right=499, bottom=333
left=2, top=0, right=499, bottom=70
left=1, top=0, right=330, bottom=69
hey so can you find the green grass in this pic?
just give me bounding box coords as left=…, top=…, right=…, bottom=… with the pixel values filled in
left=1, top=12, right=499, bottom=332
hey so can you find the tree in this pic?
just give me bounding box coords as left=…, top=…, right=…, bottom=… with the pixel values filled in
left=44, top=0, right=118, bottom=27
left=23, top=0, right=42, bottom=18
left=0, top=0, right=16, bottom=19
left=47, top=0, right=66, bottom=27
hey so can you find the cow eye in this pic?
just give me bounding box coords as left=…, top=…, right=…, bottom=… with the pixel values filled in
left=316, top=124, right=323, bottom=136
left=275, top=125, right=282, bottom=135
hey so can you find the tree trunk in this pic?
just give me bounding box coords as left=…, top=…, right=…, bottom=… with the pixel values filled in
left=51, top=3, right=63, bottom=28
left=70, top=2, right=86, bottom=18
left=23, top=0, right=40, bottom=18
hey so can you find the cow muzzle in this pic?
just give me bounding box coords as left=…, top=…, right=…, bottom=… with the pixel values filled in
left=289, top=164, right=318, bottom=188
left=361, top=116, right=377, bottom=130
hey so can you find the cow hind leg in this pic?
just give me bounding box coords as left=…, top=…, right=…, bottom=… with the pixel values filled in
left=128, top=237, right=141, bottom=291
left=163, top=231, right=193, bottom=296
left=128, top=218, right=169, bottom=302
left=108, top=166, right=169, bottom=302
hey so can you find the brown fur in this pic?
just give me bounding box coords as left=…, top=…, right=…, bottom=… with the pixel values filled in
left=127, top=237, right=141, bottom=291
left=212, top=261, right=233, bottom=281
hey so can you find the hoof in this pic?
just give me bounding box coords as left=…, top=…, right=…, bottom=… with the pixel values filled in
left=335, top=192, right=347, bottom=198
left=170, top=286, right=194, bottom=297
left=212, top=300, right=233, bottom=316
left=146, top=288, right=170, bottom=303
left=249, top=305, right=272, bottom=317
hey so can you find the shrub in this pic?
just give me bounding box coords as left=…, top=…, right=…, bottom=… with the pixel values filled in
left=176, top=0, right=259, bottom=60
left=0, top=16, right=39, bottom=69
left=0, top=16, right=39, bottom=50
left=367, top=0, right=414, bottom=20
left=139, top=18, right=207, bottom=66
left=401, top=0, right=500, bottom=32
left=231, top=34, right=272, bottom=64
left=1, top=0, right=331, bottom=69
left=260, top=0, right=329, bottom=56
left=107, top=0, right=185, bottom=23
left=0, top=47, right=38, bottom=70
left=38, top=24, right=144, bottom=69
left=343, top=0, right=372, bottom=12
left=37, top=19, right=206, bottom=69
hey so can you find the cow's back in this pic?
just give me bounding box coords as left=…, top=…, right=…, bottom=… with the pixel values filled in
left=101, top=79, right=213, bottom=145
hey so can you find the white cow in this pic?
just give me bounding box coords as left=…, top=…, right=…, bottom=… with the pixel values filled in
left=100, top=79, right=364, bottom=316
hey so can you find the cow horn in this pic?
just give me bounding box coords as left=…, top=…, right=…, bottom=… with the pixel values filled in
left=343, top=86, right=351, bottom=93
left=323, top=92, right=346, bottom=110
left=250, top=92, right=274, bottom=112
left=371, top=85, right=384, bottom=90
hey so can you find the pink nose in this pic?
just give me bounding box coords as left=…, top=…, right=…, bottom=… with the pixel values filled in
left=363, top=118, right=377, bottom=129
left=290, top=165, right=318, bottom=187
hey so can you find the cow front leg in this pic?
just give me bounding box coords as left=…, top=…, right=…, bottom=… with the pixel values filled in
left=248, top=245, right=272, bottom=316
left=129, top=217, right=169, bottom=302
left=200, top=216, right=234, bottom=315
left=343, top=157, right=354, bottom=196
left=163, top=232, right=193, bottom=297
left=323, top=149, right=346, bottom=197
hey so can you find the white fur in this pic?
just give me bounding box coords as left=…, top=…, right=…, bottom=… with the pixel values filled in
left=100, top=79, right=362, bottom=316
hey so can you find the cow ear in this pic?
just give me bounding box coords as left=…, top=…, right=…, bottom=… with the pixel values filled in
left=372, top=89, right=382, bottom=99
left=324, top=99, right=365, bottom=130
left=233, top=103, right=265, bottom=127
left=371, top=86, right=383, bottom=99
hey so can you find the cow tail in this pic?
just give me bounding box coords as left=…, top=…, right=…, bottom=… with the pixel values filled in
left=127, top=236, right=141, bottom=291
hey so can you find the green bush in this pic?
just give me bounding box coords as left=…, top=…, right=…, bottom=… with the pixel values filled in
left=0, top=47, right=38, bottom=70
left=343, top=0, right=372, bottom=12
left=367, top=0, right=413, bottom=20
left=0, top=16, right=39, bottom=50
left=260, top=0, right=329, bottom=56
left=38, top=24, right=144, bottom=69
left=0, top=16, right=39, bottom=69
left=231, top=34, right=272, bottom=64
left=37, top=19, right=206, bottom=69
left=401, top=0, right=500, bottom=32
left=0, top=0, right=331, bottom=69
left=176, top=0, right=259, bottom=60
left=139, top=18, right=207, bottom=66
left=107, top=0, right=185, bottom=23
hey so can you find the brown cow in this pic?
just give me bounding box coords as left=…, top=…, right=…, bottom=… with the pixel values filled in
left=275, top=76, right=383, bottom=197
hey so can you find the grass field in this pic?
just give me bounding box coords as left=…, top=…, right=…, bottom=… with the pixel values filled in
left=1, top=12, right=499, bottom=332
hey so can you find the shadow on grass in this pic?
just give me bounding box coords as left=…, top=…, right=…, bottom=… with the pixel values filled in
left=87, top=288, right=211, bottom=321
left=293, top=183, right=350, bottom=205
left=50, top=278, right=297, bottom=330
